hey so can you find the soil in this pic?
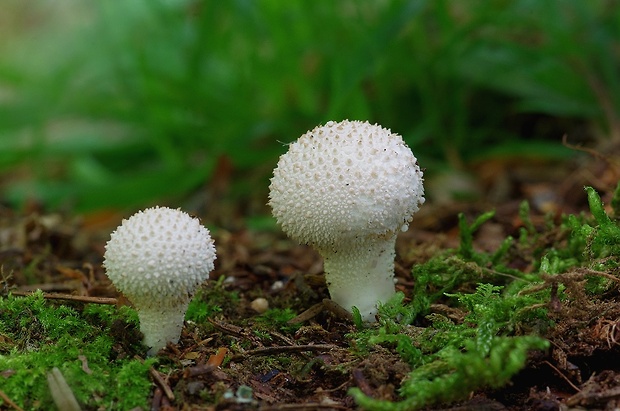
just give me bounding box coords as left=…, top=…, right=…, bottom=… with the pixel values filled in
left=1, top=142, right=620, bottom=411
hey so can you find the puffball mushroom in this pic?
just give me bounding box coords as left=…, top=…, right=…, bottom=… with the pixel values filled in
left=268, top=120, right=424, bottom=321
left=103, top=206, right=216, bottom=355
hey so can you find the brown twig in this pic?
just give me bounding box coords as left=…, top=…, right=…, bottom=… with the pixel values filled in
left=207, top=317, right=247, bottom=339
left=231, top=344, right=338, bottom=362
left=322, top=299, right=354, bottom=321
left=287, top=302, right=325, bottom=324
left=258, top=403, right=350, bottom=410
left=543, top=360, right=581, bottom=393
left=269, top=330, right=297, bottom=346
left=9, top=290, right=117, bottom=305
left=0, top=389, right=24, bottom=411
left=134, top=355, right=175, bottom=401
left=149, top=367, right=175, bottom=402
left=562, top=134, right=609, bottom=162
left=579, top=268, right=620, bottom=283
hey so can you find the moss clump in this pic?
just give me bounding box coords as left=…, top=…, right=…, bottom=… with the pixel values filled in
left=0, top=291, right=155, bottom=410
left=350, top=285, right=550, bottom=411
left=186, top=276, right=240, bottom=323
left=253, top=308, right=300, bottom=335
left=349, top=185, right=620, bottom=410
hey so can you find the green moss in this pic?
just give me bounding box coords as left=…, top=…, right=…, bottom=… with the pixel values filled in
left=349, top=185, right=620, bottom=410
left=186, top=277, right=240, bottom=324
left=253, top=308, right=300, bottom=335
left=351, top=334, right=547, bottom=411
left=186, top=289, right=222, bottom=323
left=0, top=291, right=154, bottom=410
left=350, top=282, right=550, bottom=410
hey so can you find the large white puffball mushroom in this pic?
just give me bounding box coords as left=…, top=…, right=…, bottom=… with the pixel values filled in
left=103, top=206, right=216, bottom=355
left=269, top=120, right=424, bottom=321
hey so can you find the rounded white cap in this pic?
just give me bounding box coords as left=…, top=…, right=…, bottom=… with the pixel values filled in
left=103, top=206, right=216, bottom=307
left=268, top=120, right=424, bottom=250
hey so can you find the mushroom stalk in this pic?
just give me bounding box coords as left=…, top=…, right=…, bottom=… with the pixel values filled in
left=137, top=300, right=190, bottom=356
left=320, top=235, right=397, bottom=321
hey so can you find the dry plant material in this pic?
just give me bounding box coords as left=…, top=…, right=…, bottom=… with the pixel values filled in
left=0, top=389, right=24, bottom=411
left=46, top=367, right=82, bottom=411
left=207, top=347, right=228, bottom=367
left=149, top=367, right=175, bottom=402
left=9, top=290, right=117, bottom=305
left=230, top=344, right=338, bottom=362
left=287, top=302, right=325, bottom=324
left=258, top=403, right=351, bottom=410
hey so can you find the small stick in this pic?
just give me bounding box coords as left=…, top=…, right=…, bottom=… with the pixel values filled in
left=149, top=368, right=175, bottom=402
left=322, top=299, right=353, bottom=321
left=230, top=344, right=337, bottom=362
left=207, top=318, right=246, bottom=338
left=579, top=268, right=620, bottom=283
left=10, top=291, right=117, bottom=305
left=269, top=330, right=296, bottom=346
left=287, top=302, right=325, bottom=324
left=543, top=360, right=581, bottom=393
left=0, top=389, right=24, bottom=411
left=134, top=355, right=175, bottom=401
left=259, top=403, right=350, bottom=410
left=562, top=134, right=610, bottom=163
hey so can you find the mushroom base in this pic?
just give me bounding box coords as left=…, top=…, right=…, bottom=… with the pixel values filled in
left=320, top=235, right=397, bottom=322
left=137, top=300, right=190, bottom=356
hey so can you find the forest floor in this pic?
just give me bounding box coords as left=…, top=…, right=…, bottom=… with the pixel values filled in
left=1, top=140, right=620, bottom=410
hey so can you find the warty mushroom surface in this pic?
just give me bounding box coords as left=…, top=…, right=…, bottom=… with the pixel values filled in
left=268, top=120, right=424, bottom=321
left=103, top=206, right=216, bottom=355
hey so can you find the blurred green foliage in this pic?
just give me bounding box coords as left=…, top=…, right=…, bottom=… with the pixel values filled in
left=0, top=0, right=617, bottom=212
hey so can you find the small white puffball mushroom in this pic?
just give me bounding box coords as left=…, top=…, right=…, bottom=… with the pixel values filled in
left=103, top=206, right=216, bottom=355
left=268, top=120, right=424, bottom=321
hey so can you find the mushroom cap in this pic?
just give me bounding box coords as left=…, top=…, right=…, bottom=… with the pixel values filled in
left=268, top=120, right=424, bottom=249
left=103, top=206, right=216, bottom=306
